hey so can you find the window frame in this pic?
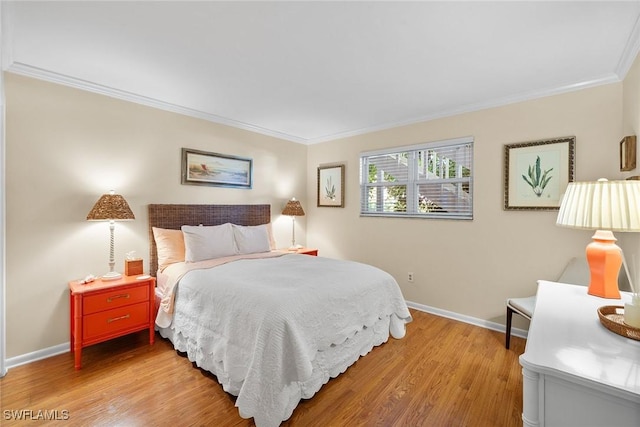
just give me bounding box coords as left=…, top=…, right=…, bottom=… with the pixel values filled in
left=359, top=136, right=474, bottom=220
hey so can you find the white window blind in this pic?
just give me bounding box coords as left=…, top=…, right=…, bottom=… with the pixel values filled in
left=360, top=137, right=473, bottom=219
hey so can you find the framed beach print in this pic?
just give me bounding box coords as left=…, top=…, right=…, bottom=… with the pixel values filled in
left=317, top=164, right=345, bottom=207
left=181, top=148, right=252, bottom=189
left=504, top=136, right=575, bottom=210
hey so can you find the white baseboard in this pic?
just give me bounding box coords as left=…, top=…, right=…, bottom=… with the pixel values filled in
left=4, top=302, right=527, bottom=372
left=406, top=300, right=529, bottom=339
left=6, top=342, right=69, bottom=371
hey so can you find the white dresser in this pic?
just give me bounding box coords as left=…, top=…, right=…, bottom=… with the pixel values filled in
left=519, top=281, right=640, bottom=427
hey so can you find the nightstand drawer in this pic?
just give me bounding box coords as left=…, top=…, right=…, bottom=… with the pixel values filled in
left=83, top=285, right=149, bottom=314
left=83, top=302, right=149, bottom=340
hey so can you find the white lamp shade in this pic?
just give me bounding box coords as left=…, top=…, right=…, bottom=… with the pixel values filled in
left=556, top=179, right=640, bottom=232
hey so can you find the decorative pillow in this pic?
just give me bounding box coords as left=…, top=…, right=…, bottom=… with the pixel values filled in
left=265, top=222, right=277, bottom=250
left=181, top=223, right=237, bottom=262
left=233, top=224, right=272, bottom=255
left=152, top=227, right=185, bottom=272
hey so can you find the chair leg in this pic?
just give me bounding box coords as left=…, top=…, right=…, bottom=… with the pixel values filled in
left=505, top=306, right=513, bottom=349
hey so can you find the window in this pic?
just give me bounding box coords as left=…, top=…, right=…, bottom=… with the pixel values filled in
left=360, top=137, right=473, bottom=219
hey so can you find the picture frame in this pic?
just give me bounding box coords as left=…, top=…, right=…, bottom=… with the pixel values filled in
left=181, top=148, right=252, bottom=189
left=620, top=135, right=636, bottom=172
left=504, top=136, right=575, bottom=211
left=317, top=164, right=345, bottom=207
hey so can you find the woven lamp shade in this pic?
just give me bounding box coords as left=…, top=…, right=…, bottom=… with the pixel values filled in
left=87, top=193, right=135, bottom=221
left=282, top=199, right=305, bottom=216
left=557, top=179, right=640, bottom=232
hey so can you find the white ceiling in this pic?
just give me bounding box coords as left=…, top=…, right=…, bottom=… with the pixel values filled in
left=3, top=1, right=640, bottom=144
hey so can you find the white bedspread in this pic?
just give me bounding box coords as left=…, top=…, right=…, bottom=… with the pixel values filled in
left=158, top=254, right=412, bottom=427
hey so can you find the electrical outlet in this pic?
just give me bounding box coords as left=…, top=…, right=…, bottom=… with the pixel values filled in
left=408, top=272, right=414, bottom=283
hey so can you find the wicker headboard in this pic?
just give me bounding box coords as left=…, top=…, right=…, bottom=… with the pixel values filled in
left=148, top=204, right=271, bottom=276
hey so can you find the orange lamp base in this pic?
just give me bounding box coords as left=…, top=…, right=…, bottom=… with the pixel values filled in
left=585, top=230, right=622, bottom=299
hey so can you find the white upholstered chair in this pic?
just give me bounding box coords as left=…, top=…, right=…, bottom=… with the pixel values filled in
left=505, top=257, right=591, bottom=349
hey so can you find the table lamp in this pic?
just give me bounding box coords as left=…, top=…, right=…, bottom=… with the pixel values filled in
left=282, top=198, right=305, bottom=250
left=87, top=190, right=135, bottom=280
left=556, top=179, right=640, bottom=298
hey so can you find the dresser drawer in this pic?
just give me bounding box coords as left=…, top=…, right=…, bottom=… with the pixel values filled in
left=83, top=302, right=149, bottom=341
left=83, top=284, right=149, bottom=315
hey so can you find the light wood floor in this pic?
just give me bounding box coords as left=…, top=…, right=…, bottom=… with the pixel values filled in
left=0, top=310, right=526, bottom=426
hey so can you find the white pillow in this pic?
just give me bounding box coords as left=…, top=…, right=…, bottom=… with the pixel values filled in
left=181, top=223, right=237, bottom=262
left=233, top=224, right=272, bottom=254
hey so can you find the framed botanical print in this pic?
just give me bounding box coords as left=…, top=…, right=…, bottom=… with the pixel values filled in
left=317, top=164, right=345, bottom=207
left=620, top=135, right=636, bottom=172
left=504, top=136, right=575, bottom=210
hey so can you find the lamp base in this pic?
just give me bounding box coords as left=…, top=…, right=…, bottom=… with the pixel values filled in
left=586, top=230, right=621, bottom=299
left=102, top=271, right=123, bottom=281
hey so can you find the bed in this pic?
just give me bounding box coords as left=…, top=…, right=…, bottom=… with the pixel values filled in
left=148, top=204, right=412, bottom=427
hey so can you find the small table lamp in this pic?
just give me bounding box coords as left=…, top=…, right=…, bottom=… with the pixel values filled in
left=282, top=198, right=305, bottom=250
left=87, top=190, right=135, bottom=280
left=556, top=179, right=640, bottom=298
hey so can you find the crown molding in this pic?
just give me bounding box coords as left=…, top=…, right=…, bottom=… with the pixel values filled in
left=616, top=12, right=640, bottom=79
left=306, top=74, right=621, bottom=144
left=5, top=62, right=309, bottom=145
left=6, top=61, right=621, bottom=147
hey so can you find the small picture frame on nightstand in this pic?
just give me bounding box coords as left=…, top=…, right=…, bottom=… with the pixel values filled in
left=125, top=259, right=143, bottom=276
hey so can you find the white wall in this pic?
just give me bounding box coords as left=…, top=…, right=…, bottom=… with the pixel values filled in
left=4, top=73, right=308, bottom=358
left=5, top=54, right=640, bottom=361
left=306, top=82, right=625, bottom=327
left=0, top=2, right=6, bottom=377
left=623, top=52, right=640, bottom=140
left=619, top=53, right=640, bottom=289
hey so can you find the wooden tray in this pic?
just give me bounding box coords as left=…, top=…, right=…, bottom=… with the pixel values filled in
left=597, top=306, right=640, bottom=341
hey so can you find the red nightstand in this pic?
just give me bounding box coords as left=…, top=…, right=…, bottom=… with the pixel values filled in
left=69, top=275, right=156, bottom=370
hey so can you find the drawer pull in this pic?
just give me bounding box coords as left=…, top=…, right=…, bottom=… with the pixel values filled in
left=107, top=294, right=130, bottom=303
left=107, top=314, right=130, bottom=323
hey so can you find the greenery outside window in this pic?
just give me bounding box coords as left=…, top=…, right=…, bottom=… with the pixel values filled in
left=360, top=137, right=473, bottom=219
